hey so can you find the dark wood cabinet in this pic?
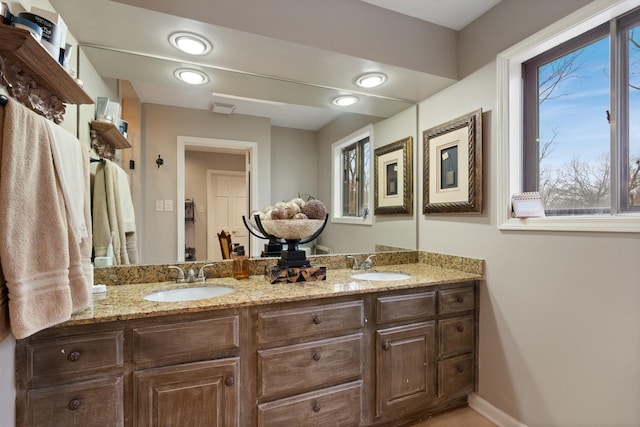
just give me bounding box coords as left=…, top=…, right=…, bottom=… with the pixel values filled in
left=133, top=358, right=239, bottom=427
left=15, top=281, right=478, bottom=426
left=375, top=322, right=436, bottom=417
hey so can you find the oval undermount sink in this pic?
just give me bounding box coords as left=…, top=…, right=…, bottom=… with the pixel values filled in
left=350, top=272, right=411, bottom=281
left=144, top=286, right=234, bottom=302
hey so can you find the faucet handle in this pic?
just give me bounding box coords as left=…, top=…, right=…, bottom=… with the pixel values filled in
left=168, top=266, right=185, bottom=283
left=197, top=264, right=216, bottom=281
left=362, top=254, right=376, bottom=270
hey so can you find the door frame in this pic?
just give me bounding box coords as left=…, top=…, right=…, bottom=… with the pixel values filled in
left=177, top=136, right=258, bottom=262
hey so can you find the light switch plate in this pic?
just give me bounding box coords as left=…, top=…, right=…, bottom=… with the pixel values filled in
left=155, top=200, right=164, bottom=212
left=164, top=199, right=174, bottom=212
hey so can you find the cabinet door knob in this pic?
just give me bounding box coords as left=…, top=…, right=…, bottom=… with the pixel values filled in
left=456, top=365, right=464, bottom=373
left=457, top=325, right=464, bottom=333
left=67, top=351, right=81, bottom=362
left=312, top=402, right=321, bottom=413
left=225, top=375, right=235, bottom=387
left=382, top=342, right=391, bottom=351
left=456, top=296, right=465, bottom=303
left=312, top=315, right=321, bottom=324
left=312, top=352, right=321, bottom=361
left=67, top=399, right=81, bottom=411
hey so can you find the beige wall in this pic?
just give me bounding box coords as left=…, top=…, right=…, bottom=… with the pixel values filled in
left=418, top=3, right=640, bottom=425
left=270, top=126, right=318, bottom=204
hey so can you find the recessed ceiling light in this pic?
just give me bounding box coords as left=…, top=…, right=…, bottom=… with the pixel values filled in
left=355, top=72, right=387, bottom=88
left=174, top=68, right=209, bottom=85
left=169, top=32, right=212, bottom=56
left=332, top=95, right=359, bottom=106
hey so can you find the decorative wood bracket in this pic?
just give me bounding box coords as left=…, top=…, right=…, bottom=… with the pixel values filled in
left=0, top=54, right=66, bottom=123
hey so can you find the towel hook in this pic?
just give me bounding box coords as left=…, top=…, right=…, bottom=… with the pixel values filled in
left=156, top=154, right=164, bottom=168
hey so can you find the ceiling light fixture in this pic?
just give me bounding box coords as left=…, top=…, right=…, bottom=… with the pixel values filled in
left=174, top=68, right=209, bottom=85
left=355, top=72, right=387, bottom=88
left=169, top=32, right=213, bottom=56
left=332, top=95, right=359, bottom=106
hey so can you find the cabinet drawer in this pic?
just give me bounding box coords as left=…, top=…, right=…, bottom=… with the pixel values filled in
left=438, top=286, right=475, bottom=315
left=438, top=316, right=474, bottom=358
left=258, top=333, right=362, bottom=399
left=438, top=354, right=474, bottom=398
left=133, top=315, right=239, bottom=364
left=257, top=301, right=363, bottom=344
left=27, top=375, right=123, bottom=426
left=27, top=330, right=123, bottom=383
left=376, top=291, right=435, bottom=324
left=258, top=381, right=362, bottom=427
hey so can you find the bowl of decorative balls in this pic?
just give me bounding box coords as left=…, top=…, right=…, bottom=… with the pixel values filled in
left=252, top=198, right=327, bottom=240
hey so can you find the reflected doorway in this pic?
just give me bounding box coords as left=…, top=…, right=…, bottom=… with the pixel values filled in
left=177, top=136, right=257, bottom=262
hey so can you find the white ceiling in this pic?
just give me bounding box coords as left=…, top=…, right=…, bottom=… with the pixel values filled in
left=361, top=0, right=503, bottom=31
left=49, top=0, right=502, bottom=130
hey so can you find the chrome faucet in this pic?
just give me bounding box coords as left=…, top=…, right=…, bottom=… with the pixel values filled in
left=361, top=254, right=376, bottom=270
left=197, top=264, right=216, bottom=282
left=346, top=255, right=359, bottom=270
left=168, top=266, right=185, bottom=283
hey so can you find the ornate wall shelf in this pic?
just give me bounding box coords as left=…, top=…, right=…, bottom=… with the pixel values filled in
left=90, top=120, right=131, bottom=160
left=0, top=24, right=92, bottom=123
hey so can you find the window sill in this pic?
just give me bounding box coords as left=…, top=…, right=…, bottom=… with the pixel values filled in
left=331, top=216, right=372, bottom=226
left=499, top=214, right=640, bottom=233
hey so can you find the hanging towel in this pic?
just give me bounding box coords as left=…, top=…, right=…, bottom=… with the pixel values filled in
left=93, top=160, right=129, bottom=265
left=45, top=120, right=89, bottom=243
left=114, top=165, right=139, bottom=264
left=0, top=98, right=91, bottom=339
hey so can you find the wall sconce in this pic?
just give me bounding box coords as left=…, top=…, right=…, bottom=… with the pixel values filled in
left=156, top=155, right=164, bottom=168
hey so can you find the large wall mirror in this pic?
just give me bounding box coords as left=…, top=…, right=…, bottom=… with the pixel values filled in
left=49, top=0, right=458, bottom=264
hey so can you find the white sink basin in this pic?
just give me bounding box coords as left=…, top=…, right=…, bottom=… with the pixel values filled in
left=144, top=286, right=234, bottom=302
left=350, top=272, right=411, bottom=281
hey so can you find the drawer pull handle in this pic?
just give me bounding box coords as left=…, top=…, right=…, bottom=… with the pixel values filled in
left=67, top=399, right=81, bottom=411
left=312, top=315, right=321, bottom=325
left=456, top=296, right=465, bottom=303
left=456, top=365, right=464, bottom=373
left=382, top=342, right=391, bottom=351
left=312, top=352, right=321, bottom=361
left=457, top=325, right=465, bottom=333
left=225, top=375, right=235, bottom=387
left=67, top=351, right=81, bottom=362
left=312, top=402, right=321, bottom=413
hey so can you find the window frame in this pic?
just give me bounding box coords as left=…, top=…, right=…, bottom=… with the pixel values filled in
left=497, top=0, right=640, bottom=233
left=331, top=125, right=373, bottom=225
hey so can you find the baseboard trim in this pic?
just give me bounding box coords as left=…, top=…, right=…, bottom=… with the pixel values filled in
left=468, top=393, right=528, bottom=427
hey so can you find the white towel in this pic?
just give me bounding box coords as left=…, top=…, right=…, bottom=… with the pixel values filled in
left=46, top=120, right=88, bottom=242
left=114, top=163, right=136, bottom=233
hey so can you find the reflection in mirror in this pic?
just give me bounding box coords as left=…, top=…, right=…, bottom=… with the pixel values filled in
left=49, top=0, right=430, bottom=264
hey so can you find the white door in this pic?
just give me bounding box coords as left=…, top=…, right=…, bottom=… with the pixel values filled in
left=207, top=171, right=248, bottom=260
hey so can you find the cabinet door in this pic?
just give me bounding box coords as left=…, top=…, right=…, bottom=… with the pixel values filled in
left=376, top=322, right=436, bottom=417
left=133, top=358, right=239, bottom=427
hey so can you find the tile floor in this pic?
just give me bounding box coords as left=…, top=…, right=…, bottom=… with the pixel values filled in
left=409, top=406, right=497, bottom=427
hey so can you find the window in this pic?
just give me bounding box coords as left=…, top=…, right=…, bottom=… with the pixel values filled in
left=332, top=126, right=373, bottom=225
left=497, top=0, right=640, bottom=232
left=523, top=9, right=640, bottom=216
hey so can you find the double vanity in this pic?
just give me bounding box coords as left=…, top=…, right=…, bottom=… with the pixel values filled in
left=14, top=251, right=483, bottom=426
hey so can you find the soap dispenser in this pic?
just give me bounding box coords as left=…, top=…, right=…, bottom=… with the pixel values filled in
left=232, top=245, right=249, bottom=280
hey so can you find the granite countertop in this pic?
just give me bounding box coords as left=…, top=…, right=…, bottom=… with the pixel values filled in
left=70, top=262, right=482, bottom=326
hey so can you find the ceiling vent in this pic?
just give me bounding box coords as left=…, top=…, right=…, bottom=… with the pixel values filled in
left=210, top=101, right=236, bottom=115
